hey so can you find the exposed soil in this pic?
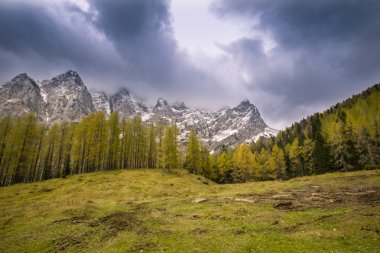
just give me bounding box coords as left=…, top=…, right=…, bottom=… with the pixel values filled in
left=190, top=228, right=209, bottom=235
left=50, top=233, right=88, bottom=252
left=51, top=209, right=143, bottom=246
left=192, top=184, right=380, bottom=210
left=53, top=215, right=90, bottom=224
left=89, top=211, right=141, bottom=241
left=129, top=240, right=159, bottom=252
left=96, top=211, right=140, bottom=231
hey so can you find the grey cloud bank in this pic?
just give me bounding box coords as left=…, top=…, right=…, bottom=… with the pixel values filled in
left=0, top=0, right=379, bottom=129
left=212, top=0, right=380, bottom=127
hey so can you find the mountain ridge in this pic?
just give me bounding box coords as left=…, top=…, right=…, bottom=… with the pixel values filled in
left=0, top=70, right=277, bottom=151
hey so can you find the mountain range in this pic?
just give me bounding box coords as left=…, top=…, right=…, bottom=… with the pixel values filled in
left=0, top=70, right=277, bottom=151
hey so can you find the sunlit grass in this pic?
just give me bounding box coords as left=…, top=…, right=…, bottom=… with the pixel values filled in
left=0, top=169, right=379, bottom=252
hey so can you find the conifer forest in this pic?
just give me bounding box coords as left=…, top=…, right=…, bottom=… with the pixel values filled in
left=0, top=84, right=378, bottom=186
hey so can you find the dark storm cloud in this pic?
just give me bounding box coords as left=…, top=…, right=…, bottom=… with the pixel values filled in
left=0, top=1, right=120, bottom=84
left=1, top=0, right=379, bottom=129
left=0, top=0, right=220, bottom=105
left=89, top=0, right=199, bottom=88
left=212, top=0, right=380, bottom=127
left=0, top=2, right=114, bottom=65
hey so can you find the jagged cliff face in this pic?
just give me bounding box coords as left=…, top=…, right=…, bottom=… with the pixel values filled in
left=0, top=74, right=46, bottom=121
left=0, top=71, right=277, bottom=151
left=89, top=90, right=111, bottom=116
left=40, top=70, right=95, bottom=123
left=110, top=88, right=148, bottom=119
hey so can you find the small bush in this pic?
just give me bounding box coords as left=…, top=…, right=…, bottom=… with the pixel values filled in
left=364, top=164, right=380, bottom=170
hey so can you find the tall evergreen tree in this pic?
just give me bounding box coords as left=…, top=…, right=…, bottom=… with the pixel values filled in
left=217, top=152, right=233, bottom=183
left=233, top=144, right=254, bottom=182
left=184, top=129, right=200, bottom=173
left=270, top=144, right=286, bottom=179
left=162, top=125, right=178, bottom=170
left=107, top=112, right=120, bottom=170
left=148, top=123, right=157, bottom=168
left=156, top=121, right=164, bottom=168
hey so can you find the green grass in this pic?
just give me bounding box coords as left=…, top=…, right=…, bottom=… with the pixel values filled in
left=0, top=169, right=379, bottom=252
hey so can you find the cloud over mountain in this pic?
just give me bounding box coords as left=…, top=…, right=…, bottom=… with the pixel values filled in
left=0, top=0, right=379, bottom=129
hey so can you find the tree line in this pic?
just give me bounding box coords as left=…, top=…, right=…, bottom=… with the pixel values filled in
left=187, top=84, right=380, bottom=183
left=0, top=112, right=180, bottom=186
left=0, top=84, right=378, bottom=186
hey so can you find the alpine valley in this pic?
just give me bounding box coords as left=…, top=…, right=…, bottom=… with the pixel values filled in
left=0, top=70, right=277, bottom=151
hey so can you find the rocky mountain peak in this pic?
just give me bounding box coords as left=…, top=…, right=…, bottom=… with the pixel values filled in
left=0, top=70, right=278, bottom=151
left=40, top=71, right=94, bottom=123
left=155, top=97, right=169, bottom=107
left=11, top=73, right=36, bottom=83
left=110, top=88, right=148, bottom=118
left=90, top=90, right=111, bottom=116
left=234, top=99, right=254, bottom=111
left=172, top=101, right=188, bottom=111
left=2, top=73, right=40, bottom=94
left=117, top=87, right=130, bottom=96
left=153, top=97, right=173, bottom=117
left=111, top=88, right=130, bottom=102
left=0, top=73, right=45, bottom=121
left=65, top=70, right=79, bottom=76
left=47, top=70, right=84, bottom=87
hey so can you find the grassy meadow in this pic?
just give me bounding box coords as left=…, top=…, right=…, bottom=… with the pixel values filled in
left=0, top=169, right=379, bottom=252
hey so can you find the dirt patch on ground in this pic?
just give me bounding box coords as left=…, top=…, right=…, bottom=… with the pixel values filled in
left=49, top=232, right=89, bottom=252
left=262, top=184, right=379, bottom=210
left=361, top=226, right=380, bottom=234
left=129, top=240, right=159, bottom=252
left=53, top=215, right=90, bottom=224
left=190, top=228, right=209, bottom=235
left=52, top=208, right=146, bottom=245
left=273, top=201, right=295, bottom=210
left=96, top=211, right=139, bottom=231
left=51, top=236, right=81, bottom=252
left=193, top=183, right=380, bottom=210
left=88, top=211, right=141, bottom=241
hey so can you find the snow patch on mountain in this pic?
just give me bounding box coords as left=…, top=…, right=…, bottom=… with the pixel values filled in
left=213, top=129, right=238, bottom=142
left=90, top=90, right=111, bottom=116
left=0, top=71, right=278, bottom=151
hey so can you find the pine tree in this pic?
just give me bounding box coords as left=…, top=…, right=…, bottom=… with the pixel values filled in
left=208, top=154, right=219, bottom=182
left=148, top=123, right=157, bottom=168
left=162, top=125, right=178, bottom=170
left=0, top=117, right=12, bottom=164
left=0, top=114, right=38, bottom=185
left=131, top=116, right=147, bottom=168
left=121, top=119, right=132, bottom=169
left=29, top=124, right=46, bottom=182
left=289, top=138, right=303, bottom=177
left=156, top=120, right=164, bottom=168
left=107, top=112, right=120, bottom=169
left=270, top=144, right=286, bottom=179
left=232, top=144, right=254, bottom=182
left=311, top=115, right=331, bottom=174
left=332, top=120, right=359, bottom=172
left=356, top=127, right=379, bottom=168
left=184, top=129, right=200, bottom=173
left=302, top=138, right=315, bottom=175
left=119, top=117, right=127, bottom=169
left=217, top=152, right=233, bottom=183
left=256, top=148, right=271, bottom=180
left=172, top=122, right=179, bottom=168
left=199, top=145, right=211, bottom=177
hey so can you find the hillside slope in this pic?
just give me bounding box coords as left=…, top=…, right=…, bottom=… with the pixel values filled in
left=249, top=83, right=380, bottom=180
left=0, top=169, right=379, bottom=252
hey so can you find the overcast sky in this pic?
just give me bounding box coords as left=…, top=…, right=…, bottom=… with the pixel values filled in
left=0, top=0, right=379, bottom=129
